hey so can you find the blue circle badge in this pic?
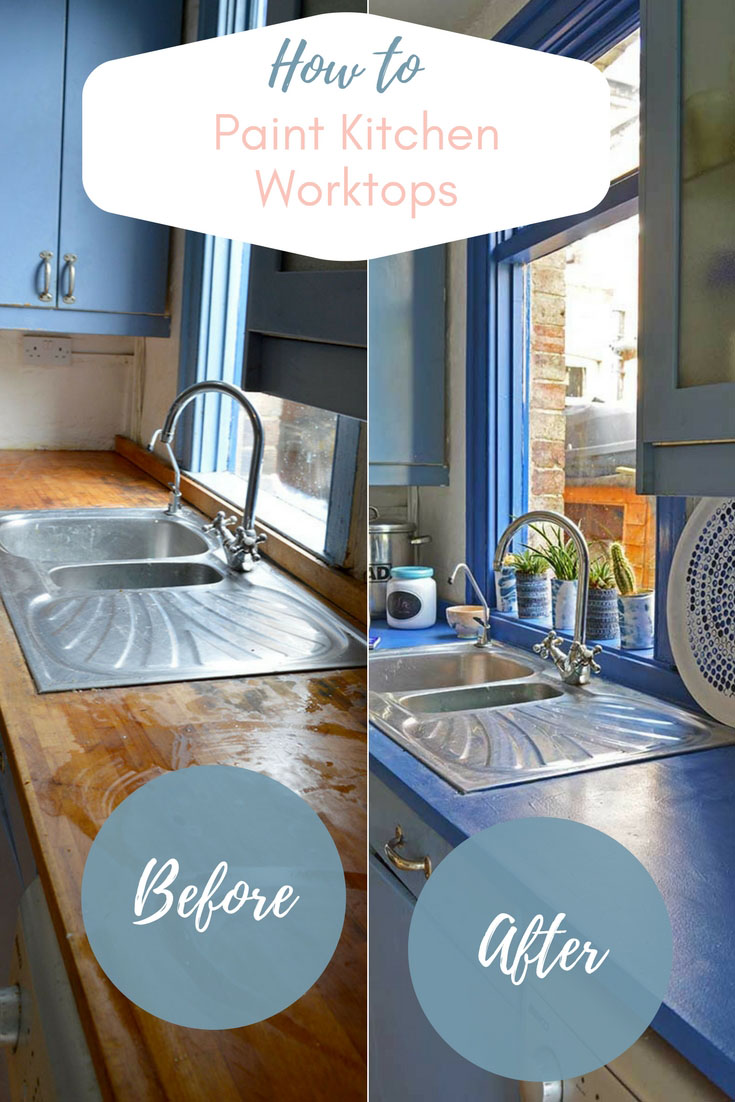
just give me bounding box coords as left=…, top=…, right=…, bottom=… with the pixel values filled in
left=82, top=766, right=346, bottom=1029
left=408, top=818, right=672, bottom=1081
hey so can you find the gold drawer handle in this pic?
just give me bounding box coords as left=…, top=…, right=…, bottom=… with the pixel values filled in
left=384, top=825, right=432, bottom=880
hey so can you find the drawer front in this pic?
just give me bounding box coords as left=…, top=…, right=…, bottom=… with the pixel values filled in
left=370, top=774, right=454, bottom=898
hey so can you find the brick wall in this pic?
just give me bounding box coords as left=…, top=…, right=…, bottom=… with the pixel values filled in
left=528, top=253, right=567, bottom=515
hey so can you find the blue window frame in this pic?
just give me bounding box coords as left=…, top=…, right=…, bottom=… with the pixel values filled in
left=174, top=0, right=362, bottom=567
left=467, top=0, right=695, bottom=707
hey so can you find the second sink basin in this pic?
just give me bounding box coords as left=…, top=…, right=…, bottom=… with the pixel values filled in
left=49, top=561, right=224, bottom=592
left=397, top=682, right=563, bottom=714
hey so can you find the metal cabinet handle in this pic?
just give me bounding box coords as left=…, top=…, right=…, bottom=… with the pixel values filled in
left=38, top=251, right=53, bottom=302
left=62, top=253, right=77, bottom=304
left=0, top=987, right=21, bottom=1049
left=384, top=825, right=432, bottom=879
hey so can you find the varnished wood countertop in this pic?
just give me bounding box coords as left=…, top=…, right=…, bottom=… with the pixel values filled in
left=0, top=451, right=367, bottom=1101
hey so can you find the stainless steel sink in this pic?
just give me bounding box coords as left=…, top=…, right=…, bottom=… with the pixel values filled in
left=370, top=642, right=735, bottom=792
left=0, top=507, right=365, bottom=692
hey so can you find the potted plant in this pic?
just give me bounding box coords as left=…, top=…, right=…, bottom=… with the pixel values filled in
left=509, top=550, right=550, bottom=621
left=494, top=553, right=518, bottom=616
left=611, top=542, right=655, bottom=650
left=587, top=556, right=620, bottom=643
left=528, top=525, right=578, bottom=633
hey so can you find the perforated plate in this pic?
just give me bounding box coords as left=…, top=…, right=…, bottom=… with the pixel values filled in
left=668, top=498, right=735, bottom=727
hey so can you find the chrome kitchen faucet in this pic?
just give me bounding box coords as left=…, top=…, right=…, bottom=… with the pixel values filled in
left=494, top=510, right=602, bottom=685
left=149, top=381, right=266, bottom=572
left=448, top=562, right=490, bottom=647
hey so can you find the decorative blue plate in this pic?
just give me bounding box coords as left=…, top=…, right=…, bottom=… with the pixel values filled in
left=668, top=498, right=735, bottom=727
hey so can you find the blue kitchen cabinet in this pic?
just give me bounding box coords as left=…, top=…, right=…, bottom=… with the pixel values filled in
left=369, top=854, right=520, bottom=1101
left=368, top=247, right=448, bottom=486
left=0, top=0, right=182, bottom=336
left=0, top=0, right=66, bottom=312
left=638, top=0, right=735, bottom=495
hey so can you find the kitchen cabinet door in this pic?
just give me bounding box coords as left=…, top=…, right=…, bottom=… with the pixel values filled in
left=0, top=784, right=22, bottom=1102
left=638, top=0, right=735, bottom=495
left=368, top=247, right=448, bottom=486
left=369, top=854, right=520, bottom=1102
left=0, top=0, right=66, bottom=310
left=57, top=0, right=182, bottom=319
left=243, top=249, right=367, bottom=420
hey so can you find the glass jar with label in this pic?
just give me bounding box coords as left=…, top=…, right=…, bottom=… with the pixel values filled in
left=386, top=566, right=437, bottom=630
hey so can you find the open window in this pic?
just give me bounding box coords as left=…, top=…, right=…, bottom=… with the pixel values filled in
left=174, top=0, right=366, bottom=576
left=468, top=5, right=691, bottom=701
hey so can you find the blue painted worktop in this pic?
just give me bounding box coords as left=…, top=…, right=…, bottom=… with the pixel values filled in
left=369, top=616, right=735, bottom=1097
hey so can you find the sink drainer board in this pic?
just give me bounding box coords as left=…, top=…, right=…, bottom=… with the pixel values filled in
left=369, top=643, right=735, bottom=792
left=0, top=508, right=365, bottom=692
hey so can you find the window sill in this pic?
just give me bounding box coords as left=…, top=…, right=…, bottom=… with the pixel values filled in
left=490, top=611, right=699, bottom=713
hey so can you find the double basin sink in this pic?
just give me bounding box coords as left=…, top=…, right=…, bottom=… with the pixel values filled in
left=370, top=642, right=735, bottom=792
left=0, top=508, right=365, bottom=692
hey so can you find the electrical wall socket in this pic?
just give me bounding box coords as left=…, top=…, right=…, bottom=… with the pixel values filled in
left=22, top=335, right=73, bottom=366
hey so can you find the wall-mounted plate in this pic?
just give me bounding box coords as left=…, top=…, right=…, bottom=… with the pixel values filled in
left=668, top=498, right=735, bottom=727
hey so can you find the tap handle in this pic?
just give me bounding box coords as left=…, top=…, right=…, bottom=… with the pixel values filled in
left=571, top=641, right=603, bottom=675
left=204, top=511, right=237, bottom=533
left=533, top=631, right=563, bottom=660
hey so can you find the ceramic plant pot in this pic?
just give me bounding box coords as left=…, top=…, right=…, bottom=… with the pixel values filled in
left=618, top=591, right=655, bottom=650
left=495, top=565, right=518, bottom=616
left=515, top=573, right=551, bottom=621
left=551, top=578, right=578, bottom=634
left=586, top=587, right=620, bottom=643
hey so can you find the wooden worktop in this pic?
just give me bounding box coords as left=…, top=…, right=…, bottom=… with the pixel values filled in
left=0, top=451, right=366, bottom=1101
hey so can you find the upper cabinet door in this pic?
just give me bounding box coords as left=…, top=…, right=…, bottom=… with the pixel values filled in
left=368, top=248, right=448, bottom=486
left=58, top=0, right=183, bottom=317
left=243, top=249, right=367, bottom=420
left=0, top=0, right=66, bottom=309
left=639, top=0, right=735, bottom=495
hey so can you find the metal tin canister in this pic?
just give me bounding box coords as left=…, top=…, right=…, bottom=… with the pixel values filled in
left=369, top=521, right=430, bottom=616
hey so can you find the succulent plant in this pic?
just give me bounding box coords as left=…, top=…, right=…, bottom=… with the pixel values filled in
left=526, top=524, right=579, bottom=581
left=509, top=549, right=547, bottom=576
left=610, top=542, right=637, bottom=596
left=589, top=556, right=616, bottom=590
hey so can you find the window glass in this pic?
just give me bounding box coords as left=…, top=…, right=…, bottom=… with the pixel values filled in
left=203, top=394, right=338, bottom=557
left=527, top=214, right=656, bottom=592
left=595, top=29, right=640, bottom=181
left=678, top=0, right=735, bottom=387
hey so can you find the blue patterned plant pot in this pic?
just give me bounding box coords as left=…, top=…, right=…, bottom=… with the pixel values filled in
left=618, top=591, right=655, bottom=650
left=495, top=565, right=518, bottom=616
left=586, top=587, right=620, bottom=643
left=551, top=578, right=578, bottom=633
left=515, top=573, right=551, bottom=621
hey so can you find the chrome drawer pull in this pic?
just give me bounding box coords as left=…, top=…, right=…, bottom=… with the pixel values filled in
left=62, top=253, right=77, bottom=304
left=384, top=825, right=432, bottom=880
left=38, top=251, right=53, bottom=302
left=0, top=986, right=21, bottom=1049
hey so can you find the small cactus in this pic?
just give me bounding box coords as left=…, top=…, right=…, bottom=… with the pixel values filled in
left=610, top=542, right=637, bottom=596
